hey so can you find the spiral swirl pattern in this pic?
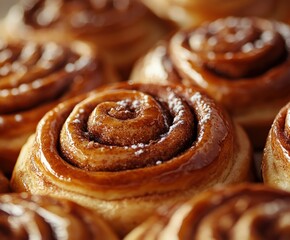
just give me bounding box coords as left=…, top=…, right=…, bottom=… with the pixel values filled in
left=125, top=184, right=290, bottom=240
left=11, top=82, right=252, bottom=236
left=0, top=40, right=98, bottom=114
left=0, top=38, right=115, bottom=175
left=262, top=102, right=290, bottom=190
left=0, top=193, right=118, bottom=240
left=131, top=17, right=290, bottom=148
left=168, top=17, right=290, bottom=107
left=178, top=17, right=286, bottom=78
left=59, top=86, right=195, bottom=171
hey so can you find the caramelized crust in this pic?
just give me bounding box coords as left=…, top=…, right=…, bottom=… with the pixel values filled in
left=262, top=102, right=290, bottom=189
left=0, top=38, right=118, bottom=175
left=125, top=184, right=290, bottom=240
left=0, top=193, right=118, bottom=240
left=11, top=82, right=252, bottom=236
left=131, top=17, right=290, bottom=149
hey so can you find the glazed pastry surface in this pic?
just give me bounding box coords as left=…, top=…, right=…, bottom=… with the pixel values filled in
left=131, top=17, right=290, bottom=148
left=11, top=82, right=252, bottom=236
left=0, top=193, right=119, bottom=240
left=262, top=102, right=290, bottom=189
left=125, top=184, right=290, bottom=240
left=0, top=38, right=117, bottom=175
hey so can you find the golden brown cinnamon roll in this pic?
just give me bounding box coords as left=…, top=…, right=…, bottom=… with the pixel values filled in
left=262, top=102, right=290, bottom=189
left=0, top=38, right=118, bottom=175
left=4, top=0, right=172, bottom=78
left=0, top=193, right=118, bottom=240
left=11, top=82, right=252, bottom=236
left=125, top=184, right=290, bottom=240
left=131, top=17, right=290, bottom=149
left=141, top=0, right=290, bottom=28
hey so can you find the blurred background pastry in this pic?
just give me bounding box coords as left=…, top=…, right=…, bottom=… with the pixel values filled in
left=11, top=82, right=253, bottom=236
left=125, top=184, right=290, bottom=239
left=141, top=0, right=290, bottom=28
left=3, top=0, right=174, bottom=79
left=0, top=171, right=10, bottom=193
left=0, top=193, right=119, bottom=239
left=0, top=38, right=118, bottom=176
left=131, top=16, right=290, bottom=150
left=262, top=101, right=290, bottom=190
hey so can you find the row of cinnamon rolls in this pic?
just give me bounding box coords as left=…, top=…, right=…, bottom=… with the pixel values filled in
left=0, top=0, right=290, bottom=239
left=0, top=80, right=290, bottom=238
left=0, top=80, right=289, bottom=239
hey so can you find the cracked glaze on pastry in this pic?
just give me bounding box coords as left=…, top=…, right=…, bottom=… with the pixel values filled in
left=11, top=82, right=252, bottom=236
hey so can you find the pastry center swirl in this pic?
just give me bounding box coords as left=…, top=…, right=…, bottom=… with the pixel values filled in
left=87, top=91, right=168, bottom=146
left=59, top=88, right=195, bottom=171
left=184, top=17, right=287, bottom=78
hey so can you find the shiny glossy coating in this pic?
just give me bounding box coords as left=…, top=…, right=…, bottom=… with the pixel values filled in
left=11, top=82, right=252, bottom=236
left=16, top=83, right=235, bottom=192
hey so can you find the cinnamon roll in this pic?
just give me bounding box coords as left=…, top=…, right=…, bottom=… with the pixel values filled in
left=0, top=38, right=118, bottom=175
left=125, top=184, right=290, bottom=240
left=4, top=0, right=172, bottom=78
left=0, top=193, right=118, bottom=239
left=11, top=82, right=252, bottom=236
left=131, top=17, right=290, bottom=149
left=262, top=102, right=290, bottom=190
left=141, top=0, right=290, bottom=28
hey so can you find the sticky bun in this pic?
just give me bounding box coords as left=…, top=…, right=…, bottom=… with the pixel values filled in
left=11, top=82, right=252, bottom=236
